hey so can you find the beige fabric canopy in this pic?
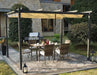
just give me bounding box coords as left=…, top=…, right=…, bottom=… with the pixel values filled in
left=8, top=12, right=83, bottom=19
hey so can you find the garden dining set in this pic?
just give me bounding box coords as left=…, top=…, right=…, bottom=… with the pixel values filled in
left=22, top=39, right=70, bottom=61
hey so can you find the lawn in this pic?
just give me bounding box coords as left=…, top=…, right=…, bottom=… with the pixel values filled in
left=60, top=68, right=97, bottom=75
left=8, top=40, right=19, bottom=50
left=69, top=42, right=97, bottom=56
left=0, top=61, right=16, bottom=75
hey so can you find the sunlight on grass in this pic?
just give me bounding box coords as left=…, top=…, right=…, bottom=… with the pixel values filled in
left=0, top=61, right=16, bottom=75
left=69, top=44, right=87, bottom=56
left=60, top=69, right=97, bottom=75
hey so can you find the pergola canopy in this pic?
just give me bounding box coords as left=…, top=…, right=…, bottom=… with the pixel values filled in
left=7, top=11, right=84, bottom=19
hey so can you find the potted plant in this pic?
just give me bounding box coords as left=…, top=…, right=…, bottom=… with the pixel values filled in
left=1, top=38, right=6, bottom=55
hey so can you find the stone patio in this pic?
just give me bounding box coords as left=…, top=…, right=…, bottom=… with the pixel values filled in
left=17, top=53, right=97, bottom=75
left=1, top=46, right=97, bottom=75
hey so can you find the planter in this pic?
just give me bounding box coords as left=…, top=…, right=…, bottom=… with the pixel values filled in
left=2, top=45, right=6, bottom=55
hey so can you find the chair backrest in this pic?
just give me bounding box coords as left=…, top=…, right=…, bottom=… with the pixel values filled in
left=28, top=40, right=37, bottom=44
left=60, top=44, right=70, bottom=55
left=44, top=44, right=54, bottom=56
left=65, top=40, right=70, bottom=44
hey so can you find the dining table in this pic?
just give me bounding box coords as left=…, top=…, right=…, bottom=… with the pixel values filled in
left=29, top=42, right=60, bottom=61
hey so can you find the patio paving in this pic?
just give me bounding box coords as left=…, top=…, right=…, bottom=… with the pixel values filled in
left=20, top=53, right=97, bottom=75
left=0, top=45, right=97, bottom=75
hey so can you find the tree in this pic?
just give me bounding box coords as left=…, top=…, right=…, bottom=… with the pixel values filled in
left=68, top=22, right=97, bottom=43
left=9, top=4, right=32, bottom=41
left=69, top=0, right=97, bottom=24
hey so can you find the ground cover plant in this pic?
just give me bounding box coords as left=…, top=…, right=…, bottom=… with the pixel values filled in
left=0, top=61, right=16, bottom=75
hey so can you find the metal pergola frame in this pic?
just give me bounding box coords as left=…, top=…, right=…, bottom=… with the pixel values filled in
left=5, top=8, right=92, bottom=70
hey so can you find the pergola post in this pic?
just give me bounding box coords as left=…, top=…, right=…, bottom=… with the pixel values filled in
left=54, top=14, right=56, bottom=33
left=5, top=14, right=9, bottom=57
left=53, top=14, right=56, bottom=60
left=87, top=13, right=91, bottom=60
left=18, top=8, right=22, bottom=70
left=60, top=19, right=63, bottom=44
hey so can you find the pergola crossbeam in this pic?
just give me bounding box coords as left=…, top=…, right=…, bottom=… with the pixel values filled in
left=7, top=10, right=84, bottom=19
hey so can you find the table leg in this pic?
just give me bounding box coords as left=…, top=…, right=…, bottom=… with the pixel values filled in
left=38, top=49, right=40, bottom=61
left=54, top=50, right=55, bottom=60
left=31, top=50, right=32, bottom=60
left=36, top=49, right=38, bottom=61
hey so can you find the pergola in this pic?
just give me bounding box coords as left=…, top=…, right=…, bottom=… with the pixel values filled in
left=5, top=8, right=92, bottom=70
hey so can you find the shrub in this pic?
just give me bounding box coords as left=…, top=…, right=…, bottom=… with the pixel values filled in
left=54, top=34, right=60, bottom=39
left=52, top=34, right=60, bottom=42
left=51, top=38, right=59, bottom=42
left=9, top=4, right=32, bottom=41
left=69, top=0, right=97, bottom=25
left=68, top=22, right=97, bottom=43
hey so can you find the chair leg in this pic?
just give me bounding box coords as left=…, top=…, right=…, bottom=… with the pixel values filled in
left=31, top=50, right=32, bottom=60
left=62, top=55, right=64, bottom=60
left=28, top=53, right=30, bottom=58
left=57, top=55, right=61, bottom=60
left=54, top=50, right=55, bottom=60
left=52, top=55, right=54, bottom=63
left=48, top=56, right=50, bottom=60
left=36, top=50, right=38, bottom=61
left=38, top=50, right=40, bottom=61
left=57, top=54, right=59, bottom=61
left=44, top=56, right=46, bottom=64
left=67, top=53, right=69, bottom=57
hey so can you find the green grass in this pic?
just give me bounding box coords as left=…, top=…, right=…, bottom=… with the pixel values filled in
left=8, top=40, right=29, bottom=51
left=0, top=61, right=16, bottom=75
left=69, top=44, right=87, bottom=56
left=8, top=40, right=19, bottom=51
left=69, top=42, right=97, bottom=56
left=60, top=68, right=97, bottom=75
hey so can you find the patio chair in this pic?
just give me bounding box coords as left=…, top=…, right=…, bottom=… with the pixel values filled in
left=28, top=40, right=39, bottom=60
left=28, top=40, right=37, bottom=49
left=65, top=40, right=71, bottom=44
left=28, top=40, right=37, bottom=44
left=55, top=44, right=70, bottom=60
left=39, top=44, right=54, bottom=61
left=17, top=42, right=31, bottom=59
